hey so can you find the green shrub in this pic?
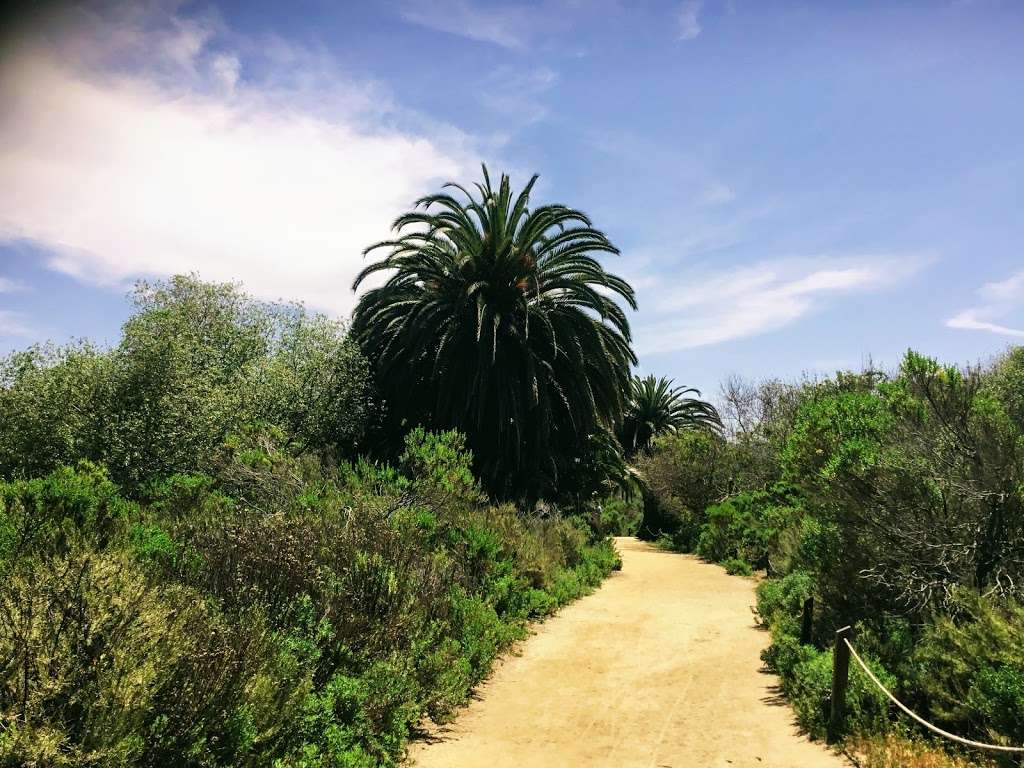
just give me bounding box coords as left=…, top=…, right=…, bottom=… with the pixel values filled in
left=0, top=425, right=619, bottom=765
left=756, top=570, right=814, bottom=628
left=400, top=428, right=482, bottom=504
left=694, top=485, right=802, bottom=572
left=0, top=276, right=371, bottom=489
left=786, top=645, right=895, bottom=740
left=723, top=557, right=753, bottom=576
left=968, top=665, right=1024, bottom=745
left=592, top=494, right=643, bottom=536
left=0, top=544, right=303, bottom=767
left=0, top=461, right=134, bottom=562
left=910, top=593, right=1024, bottom=747
left=634, top=430, right=730, bottom=541
left=0, top=273, right=626, bottom=764
left=762, top=628, right=816, bottom=680
left=697, top=496, right=756, bottom=563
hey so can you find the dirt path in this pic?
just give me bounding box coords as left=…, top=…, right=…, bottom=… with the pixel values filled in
left=408, top=537, right=849, bottom=768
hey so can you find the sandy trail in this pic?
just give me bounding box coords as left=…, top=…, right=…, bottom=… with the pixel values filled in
left=408, top=537, right=849, bottom=768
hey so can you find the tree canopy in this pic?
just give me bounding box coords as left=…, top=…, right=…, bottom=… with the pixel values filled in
left=619, top=374, right=721, bottom=456
left=351, top=166, right=637, bottom=500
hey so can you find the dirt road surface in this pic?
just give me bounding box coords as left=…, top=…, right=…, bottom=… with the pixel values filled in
left=407, top=537, right=849, bottom=768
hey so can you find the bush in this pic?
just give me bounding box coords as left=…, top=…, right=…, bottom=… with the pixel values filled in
left=634, top=430, right=730, bottom=542
left=0, top=428, right=618, bottom=766
left=722, top=557, right=753, bottom=576
left=0, top=276, right=371, bottom=489
left=591, top=493, right=643, bottom=537
left=756, top=570, right=814, bottom=628
left=697, top=496, right=756, bottom=563
left=761, top=629, right=816, bottom=681
left=0, top=544, right=298, bottom=767
left=693, top=485, right=802, bottom=573
left=786, top=645, right=895, bottom=740
left=910, top=593, right=1024, bottom=747
left=0, top=461, right=134, bottom=559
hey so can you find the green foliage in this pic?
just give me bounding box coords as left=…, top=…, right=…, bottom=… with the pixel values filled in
left=695, top=485, right=800, bottom=571
left=400, top=427, right=483, bottom=503
left=634, top=429, right=730, bottom=543
left=0, top=275, right=371, bottom=488
left=722, top=557, right=753, bottom=576
left=0, top=430, right=617, bottom=766
left=618, top=375, right=721, bottom=456
left=350, top=166, right=637, bottom=501
left=0, top=461, right=133, bottom=560
left=649, top=348, right=1024, bottom=754
left=783, top=353, right=1024, bottom=612
left=0, top=341, right=112, bottom=479
left=987, top=346, right=1024, bottom=430
left=785, top=645, right=895, bottom=740
left=909, top=593, right=1024, bottom=747
left=0, top=271, right=622, bottom=763
left=782, top=388, right=892, bottom=485
left=697, top=497, right=757, bottom=563
left=755, top=570, right=814, bottom=628
left=591, top=493, right=643, bottom=537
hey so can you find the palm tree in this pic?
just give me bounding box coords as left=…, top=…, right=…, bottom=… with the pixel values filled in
left=351, top=166, right=637, bottom=500
left=619, top=374, right=720, bottom=456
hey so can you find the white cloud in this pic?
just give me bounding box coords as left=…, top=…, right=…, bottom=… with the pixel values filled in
left=0, top=277, right=27, bottom=293
left=701, top=182, right=734, bottom=205
left=0, top=310, right=34, bottom=338
left=677, top=0, right=703, bottom=41
left=0, top=4, right=475, bottom=316
left=210, top=53, right=241, bottom=92
left=633, top=255, right=927, bottom=355
left=946, top=270, right=1024, bottom=338
left=398, top=0, right=530, bottom=48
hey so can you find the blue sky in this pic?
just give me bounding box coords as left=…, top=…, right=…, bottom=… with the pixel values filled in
left=1, top=0, right=1022, bottom=397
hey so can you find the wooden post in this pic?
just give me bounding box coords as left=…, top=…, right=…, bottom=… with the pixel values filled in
left=800, top=596, right=814, bottom=645
left=828, top=625, right=853, bottom=743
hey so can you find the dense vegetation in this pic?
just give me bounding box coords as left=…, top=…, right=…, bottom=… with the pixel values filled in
left=3, top=163, right=1013, bottom=768
left=638, top=350, right=1024, bottom=764
left=0, top=175, right=632, bottom=768
left=351, top=167, right=637, bottom=503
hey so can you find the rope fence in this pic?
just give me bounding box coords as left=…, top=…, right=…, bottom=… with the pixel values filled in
left=827, top=625, right=1024, bottom=754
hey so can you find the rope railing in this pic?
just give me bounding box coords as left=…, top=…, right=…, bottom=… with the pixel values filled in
left=828, top=626, right=1024, bottom=754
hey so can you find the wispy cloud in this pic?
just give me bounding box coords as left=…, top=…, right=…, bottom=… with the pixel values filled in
left=677, top=0, right=703, bottom=41
left=0, top=277, right=28, bottom=293
left=0, top=310, right=34, bottom=338
left=632, top=255, right=928, bottom=355
left=701, top=182, right=734, bottom=205
left=0, top=4, right=474, bottom=316
left=478, top=67, right=558, bottom=126
left=398, top=0, right=530, bottom=48
left=946, top=270, right=1024, bottom=338
left=0, top=278, right=30, bottom=337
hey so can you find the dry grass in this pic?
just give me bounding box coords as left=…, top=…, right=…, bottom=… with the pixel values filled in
left=848, top=733, right=1001, bottom=768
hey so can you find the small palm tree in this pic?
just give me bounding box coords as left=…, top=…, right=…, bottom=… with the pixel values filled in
left=351, top=166, right=637, bottom=500
left=619, top=374, right=720, bottom=456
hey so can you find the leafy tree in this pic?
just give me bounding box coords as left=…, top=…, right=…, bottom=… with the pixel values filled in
left=632, top=429, right=730, bottom=541
left=351, top=166, right=637, bottom=500
left=0, top=275, right=370, bottom=487
left=619, top=374, right=720, bottom=456
left=0, top=341, right=112, bottom=478
left=783, top=353, right=1024, bottom=612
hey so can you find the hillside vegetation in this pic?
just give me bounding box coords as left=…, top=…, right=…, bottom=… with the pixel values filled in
left=2, top=166, right=1017, bottom=768
left=638, top=351, right=1024, bottom=765
left=0, top=274, right=621, bottom=766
